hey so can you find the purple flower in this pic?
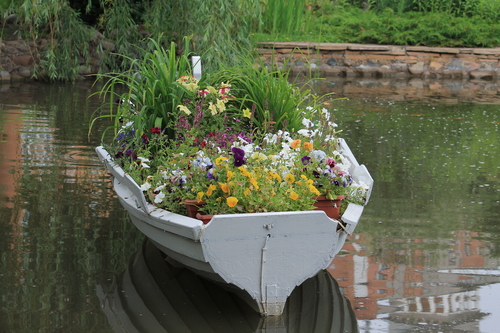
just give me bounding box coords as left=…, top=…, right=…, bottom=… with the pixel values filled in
left=301, top=155, right=311, bottom=165
left=231, top=147, right=246, bottom=167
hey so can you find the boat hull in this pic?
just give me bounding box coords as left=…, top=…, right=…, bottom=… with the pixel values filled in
left=96, top=144, right=372, bottom=316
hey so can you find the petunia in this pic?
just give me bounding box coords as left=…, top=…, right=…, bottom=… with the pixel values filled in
left=197, top=192, right=205, bottom=202
left=289, top=192, right=299, bottom=200
left=304, top=142, right=313, bottom=151
left=140, top=182, right=151, bottom=191
left=285, top=174, right=295, bottom=183
left=301, top=156, right=311, bottom=165
left=154, top=191, right=165, bottom=204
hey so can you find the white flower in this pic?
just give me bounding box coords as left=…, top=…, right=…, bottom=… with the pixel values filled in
left=297, top=129, right=312, bottom=137
left=302, top=118, right=314, bottom=128
left=154, top=191, right=165, bottom=204
left=311, top=149, right=327, bottom=161
left=137, top=156, right=150, bottom=163
left=321, top=108, right=331, bottom=121
left=177, top=104, right=191, bottom=115
left=140, top=182, right=151, bottom=191
left=141, top=163, right=150, bottom=169
left=155, top=184, right=165, bottom=192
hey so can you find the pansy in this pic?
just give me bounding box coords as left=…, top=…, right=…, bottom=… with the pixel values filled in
left=232, top=147, right=246, bottom=167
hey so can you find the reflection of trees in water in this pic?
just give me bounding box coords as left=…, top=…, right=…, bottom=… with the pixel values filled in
left=305, top=77, right=500, bottom=104
left=330, top=99, right=500, bottom=258
left=0, top=82, right=144, bottom=332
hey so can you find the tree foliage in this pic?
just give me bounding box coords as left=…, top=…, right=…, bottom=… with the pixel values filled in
left=1, top=0, right=260, bottom=81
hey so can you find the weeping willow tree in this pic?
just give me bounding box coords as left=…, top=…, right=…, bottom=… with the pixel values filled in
left=5, top=0, right=95, bottom=81
left=2, top=0, right=260, bottom=81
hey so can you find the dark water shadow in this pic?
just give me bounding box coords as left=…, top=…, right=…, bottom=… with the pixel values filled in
left=97, top=239, right=358, bottom=333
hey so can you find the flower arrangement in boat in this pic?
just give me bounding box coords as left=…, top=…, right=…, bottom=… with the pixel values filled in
left=92, top=40, right=369, bottom=219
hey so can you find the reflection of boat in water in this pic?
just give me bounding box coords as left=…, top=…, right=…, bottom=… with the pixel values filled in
left=96, top=143, right=372, bottom=316
left=97, top=239, right=358, bottom=333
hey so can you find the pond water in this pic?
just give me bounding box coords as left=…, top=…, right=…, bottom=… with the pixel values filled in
left=1, top=78, right=499, bottom=332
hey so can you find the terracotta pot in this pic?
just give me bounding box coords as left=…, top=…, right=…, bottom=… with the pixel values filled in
left=195, top=212, right=214, bottom=225
left=184, top=199, right=206, bottom=218
left=313, top=195, right=345, bottom=220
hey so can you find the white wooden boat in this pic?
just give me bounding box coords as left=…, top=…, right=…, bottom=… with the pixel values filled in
left=95, top=139, right=372, bottom=316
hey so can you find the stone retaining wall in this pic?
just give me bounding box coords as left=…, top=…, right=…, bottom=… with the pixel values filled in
left=0, top=37, right=106, bottom=82
left=257, top=42, right=500, bottom=79
left=4, top=39, right=500, bottom=82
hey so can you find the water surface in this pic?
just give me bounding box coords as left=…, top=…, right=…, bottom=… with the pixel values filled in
left=1, top=78, right=499, bottom=332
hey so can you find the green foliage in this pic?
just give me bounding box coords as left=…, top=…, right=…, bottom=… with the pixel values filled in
left=208, top=58, right=314, bottom=132
left=3, top=0, right=259, bottom=81
left=91, top=39, right=194, bottom=142
left=259, top=0, right=309, bottom=35
left=254, top=4, right=500, bottom=47
left=9, top=0, right=94, bottom=81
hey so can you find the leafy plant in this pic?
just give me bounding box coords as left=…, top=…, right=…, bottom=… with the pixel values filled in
left=90, top=38, right=195, bottom=142
left=207, top=57, right=320, bottom=132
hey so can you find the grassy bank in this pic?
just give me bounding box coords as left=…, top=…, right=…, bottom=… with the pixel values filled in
left=252, top=1, right=500, bottom=48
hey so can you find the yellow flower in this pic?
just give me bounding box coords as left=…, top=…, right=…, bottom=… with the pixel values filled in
left=197, top=192, right=205, bottom=202
left=227, top=170, right=235, bottom=180
left=244, top=188, right=252, bottom=195
left=242, top=108, right=251, bottom=118
left=309, top=185, right=321, bottom=195
left=219, top=182, right=230, bottom=193
left=208, top=86, right=218, bottom=94
left=227, top=196, right=238, bottom=207
left=208, top=102, right=217, bottom=115
left=285, top=174, right=295, bottom=183
left=290, top=192, right=299, bottom=200
left=216, top=99, right=226, bottom=113
left=249, top=178, right=260, bottom=190
left=216, top=156, right=228, bottom=165
left=304, top=142, right=313, bottom=151
left=238, top=166, right=251, bottom=178
left=206, top=184, right=216, bottom=196
left=186, top=82, right=199, bottom=92
left=270, top=172, right=282, bottom=182
left=177, top=105, right=191, bottom=115
left=291, top=140, right=301, bottom=149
